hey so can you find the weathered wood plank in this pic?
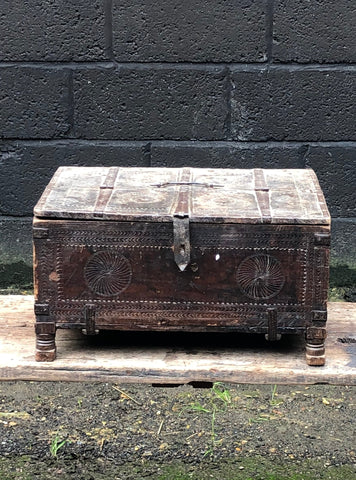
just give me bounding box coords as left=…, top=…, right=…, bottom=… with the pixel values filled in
left=0, top=296, right=354, bottom=385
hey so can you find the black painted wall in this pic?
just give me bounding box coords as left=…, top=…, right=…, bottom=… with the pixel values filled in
left=0, top=0, right=355, bottom=288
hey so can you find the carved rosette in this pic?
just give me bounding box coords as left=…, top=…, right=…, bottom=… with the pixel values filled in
left=84, top=251, right=132, bottom=296
left=236, top=254, right=285, bottom=300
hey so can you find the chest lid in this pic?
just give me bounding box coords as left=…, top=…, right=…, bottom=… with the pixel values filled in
left=34, top=166, right=330, bottom=225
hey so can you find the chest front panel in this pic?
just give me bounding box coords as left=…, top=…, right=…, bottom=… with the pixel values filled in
left=34, top=220, right=329, bottom=333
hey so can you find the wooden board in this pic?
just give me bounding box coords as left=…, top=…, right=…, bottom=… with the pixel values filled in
left=0, top=296, right=355, bottom=385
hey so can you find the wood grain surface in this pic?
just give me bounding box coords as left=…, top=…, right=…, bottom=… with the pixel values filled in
left=0, top=296, right=354, bottom=385
left=34, top=167, right=330, bottom=225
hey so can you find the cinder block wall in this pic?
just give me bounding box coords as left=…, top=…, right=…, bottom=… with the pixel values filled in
left=0, top=0, right=355, bottom=289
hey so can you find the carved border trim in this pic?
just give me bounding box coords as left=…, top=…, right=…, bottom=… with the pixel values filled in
left=55, top=245, right=308, bottom=306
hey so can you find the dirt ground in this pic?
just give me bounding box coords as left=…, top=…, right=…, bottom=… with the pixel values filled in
left=0, top=381, right=354, bottom=479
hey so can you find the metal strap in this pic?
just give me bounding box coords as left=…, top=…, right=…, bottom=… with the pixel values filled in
left=82, top=304, right=99, bottom=335
left=93, top=167, right=120, bottom=218
left=254, top=169, right=272, bottom=224
left=267, top=307, right=279, bottom=342
left=154, top=182, right=222, bottom=188
left=172, top=168, right=192, bottom=271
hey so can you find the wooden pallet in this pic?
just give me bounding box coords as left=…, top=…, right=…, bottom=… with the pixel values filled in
left=0, top=296, right=355, bottom=385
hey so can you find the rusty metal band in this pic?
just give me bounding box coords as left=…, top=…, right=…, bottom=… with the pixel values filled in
left=267, top=307, right=278, bottom=341
left=172, top=167, right=192, bottom=217
left=254, top=168, right=272, bottom=224
left=93, top=167, right=120, bottom=218
left=172, top=167, right=192, bottom=271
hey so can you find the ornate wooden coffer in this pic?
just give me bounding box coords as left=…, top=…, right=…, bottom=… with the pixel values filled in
left=33, top=167, right=330, bottom=365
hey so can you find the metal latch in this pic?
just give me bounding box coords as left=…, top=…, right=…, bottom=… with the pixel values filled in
left=173, top=215, right=191, bottom=272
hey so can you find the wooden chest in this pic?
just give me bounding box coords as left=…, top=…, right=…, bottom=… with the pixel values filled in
left=33, top=167, right=330, bottom=365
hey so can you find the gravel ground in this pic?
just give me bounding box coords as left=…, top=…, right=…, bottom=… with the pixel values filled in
left=0, top=381, right=355, bottom=479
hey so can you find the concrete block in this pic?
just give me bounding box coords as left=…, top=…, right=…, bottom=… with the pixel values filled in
left=150, top=143, right=304, bottom=168
left=0, top=216, right=33, bottom=288
left=230, top=70, right=356, bottom=141
left=0, top=67, right=70, bottom=139
left=331, top=219, right=356, bottom=268
left=330, top=218, right=356, bottom=296
left=0, top=0, right=107, bottom=61
left=273, top=0, right=356, bottom=63
left=74, top=68, right=227, bottom=140
left=112, top=0, right=267, bottom=62
left=0, top=142, right=149, bottom=216
left=0, top=217, right=32, bottom=266
left=305, top=145, right=356, bottom=218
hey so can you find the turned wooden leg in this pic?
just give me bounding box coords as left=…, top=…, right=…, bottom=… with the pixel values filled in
left=306, top=343, right=325, bottom=366
left=35, top=323, right=56, bottom=362
left=305, top=326, right=327, bottom=366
